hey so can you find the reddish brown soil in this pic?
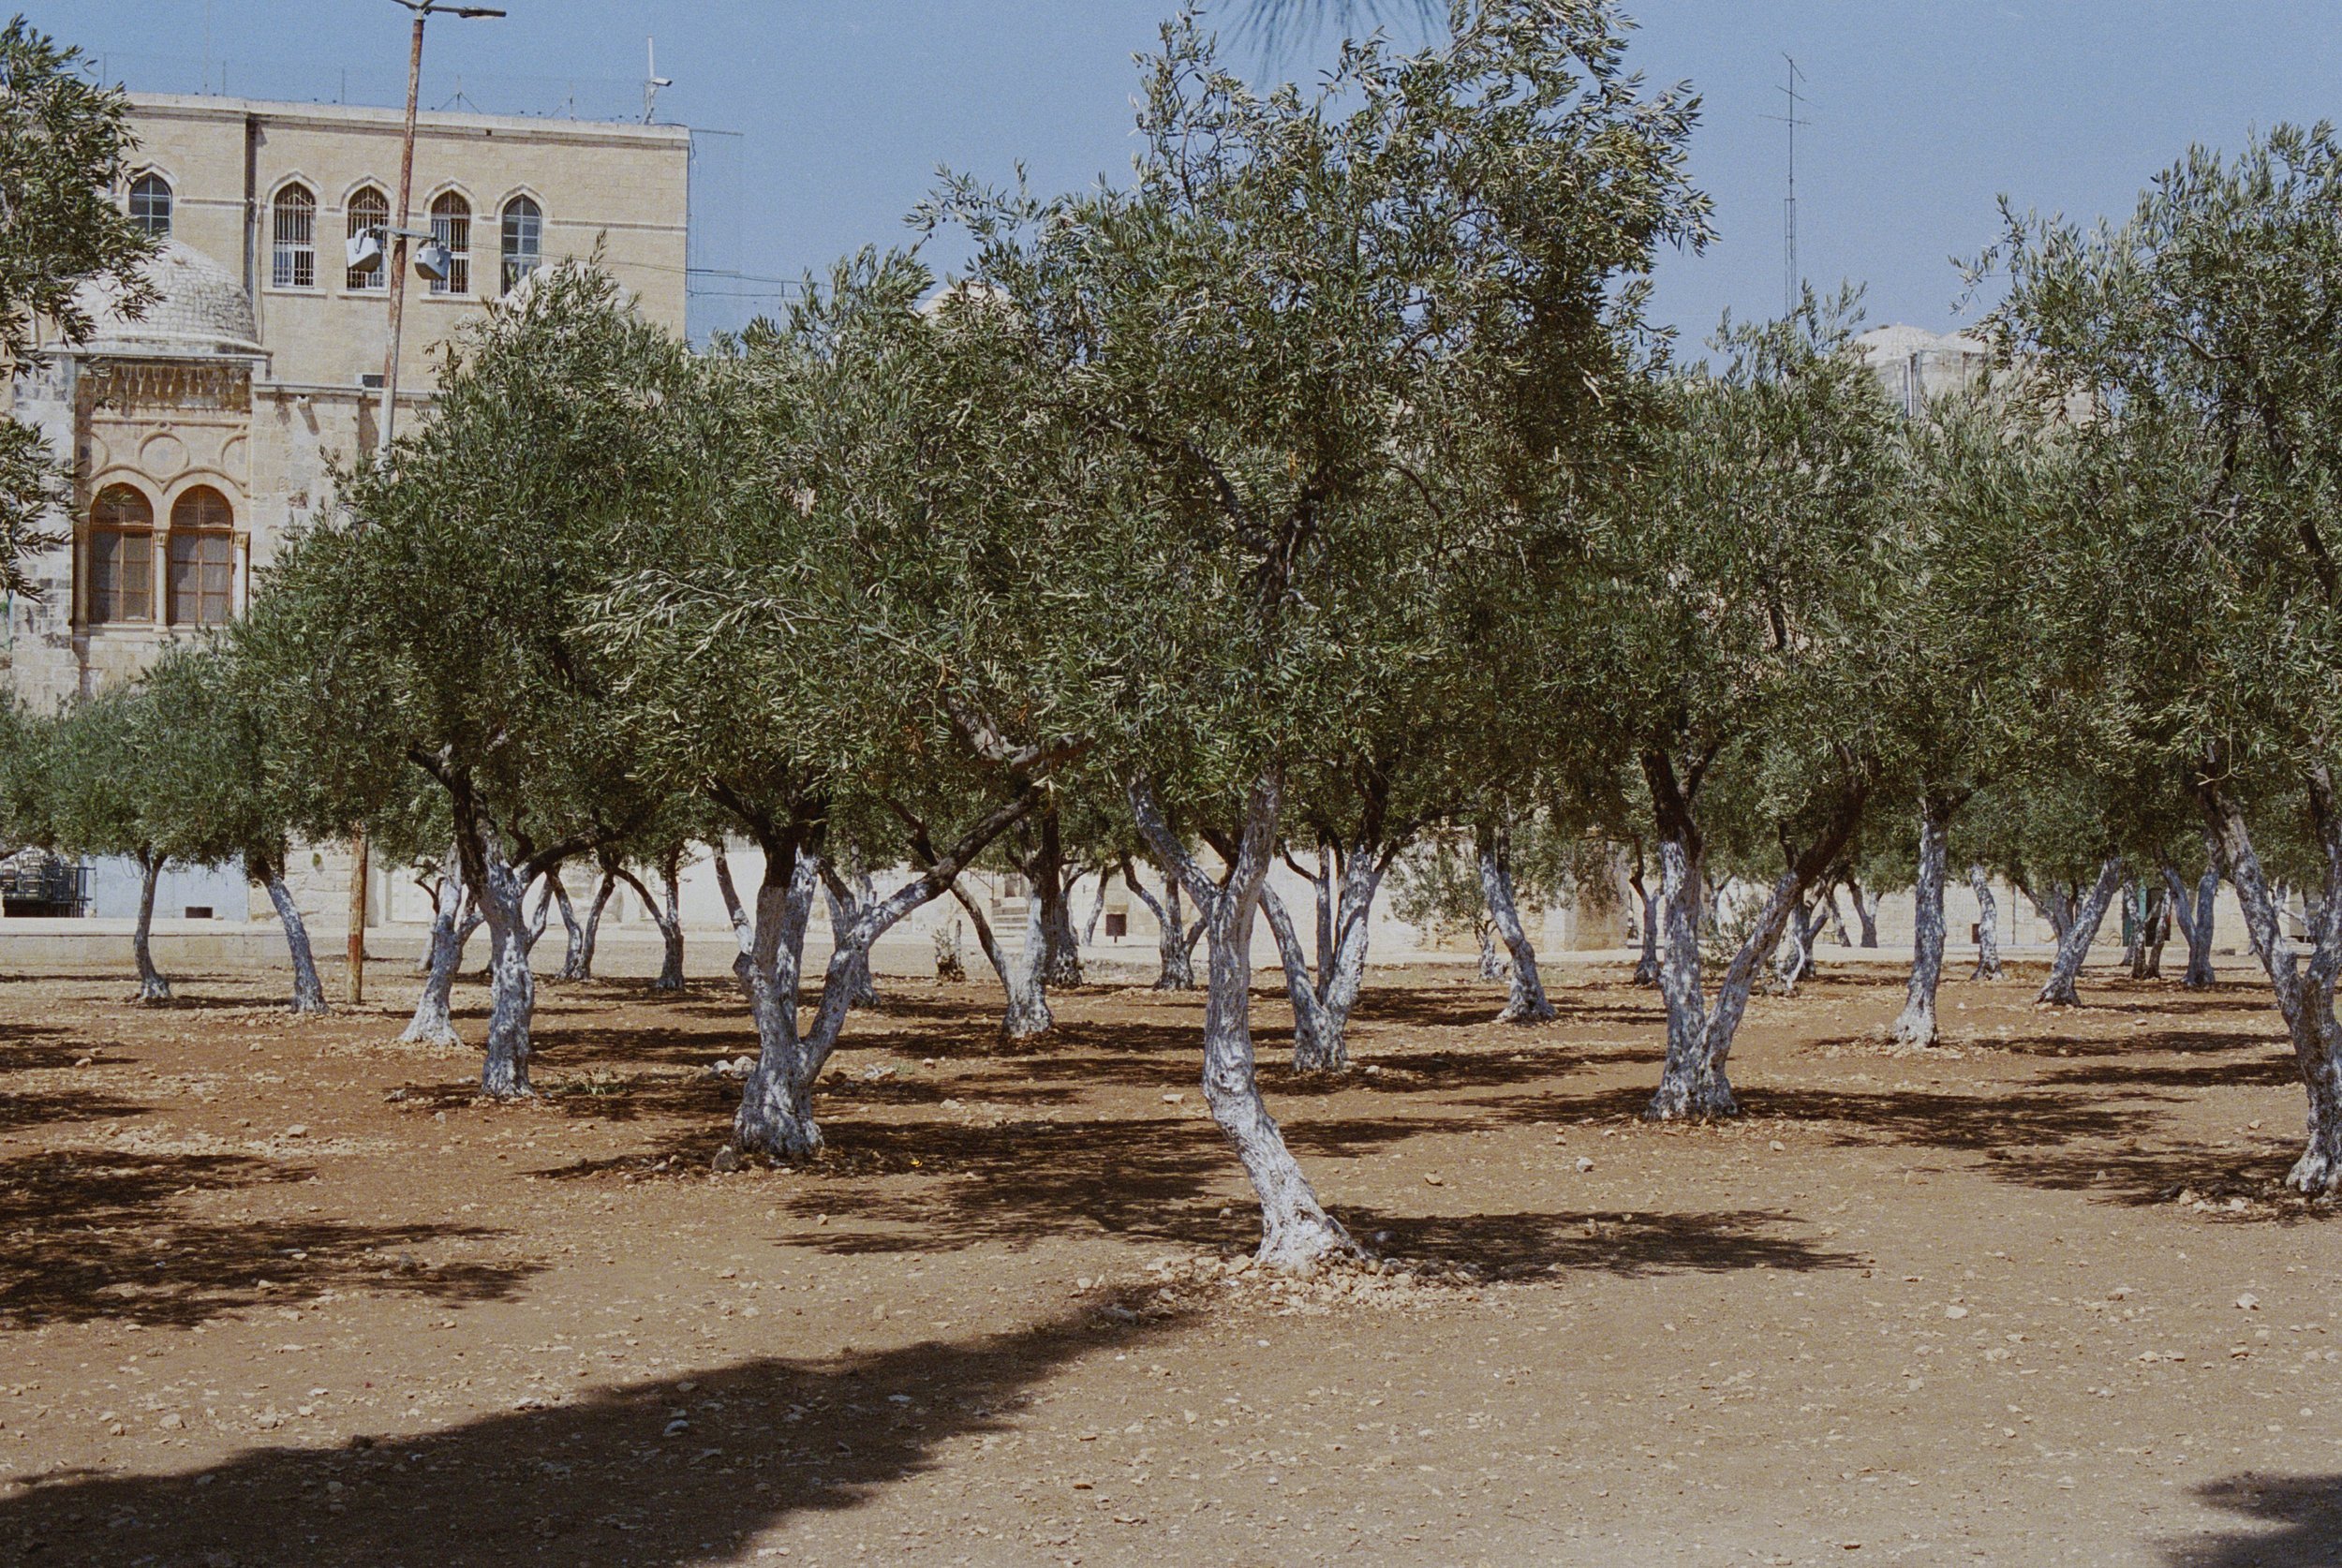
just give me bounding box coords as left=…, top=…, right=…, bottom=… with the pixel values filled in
left=0, top=957, right=2336, bottom=1566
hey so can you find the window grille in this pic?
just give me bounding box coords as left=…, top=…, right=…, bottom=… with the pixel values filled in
left=272, top=184, right=317, bottom=288
left=346, top=185, right=390, bottom=290
left=430, top=191, right=471, bottom=295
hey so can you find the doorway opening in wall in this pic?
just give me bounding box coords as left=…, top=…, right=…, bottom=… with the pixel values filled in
left=1104, top=911, right=1128, bottom=939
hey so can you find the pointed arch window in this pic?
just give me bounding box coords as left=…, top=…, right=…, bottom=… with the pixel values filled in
left=88, top=484, right=154, bottom=625
left=429, top=191, right=471, bottom=295
left=167, top=487, right=236, bottom=628
left=129, top=173, right=172, bottom=238
left=499, top=195, right=541, bottom=293
left=271, top=182, right=317, bottom=288
left=346, top=185, right=390, bottom=290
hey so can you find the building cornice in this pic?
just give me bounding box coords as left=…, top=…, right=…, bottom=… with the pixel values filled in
left=127, top=93, right=693, bottom=153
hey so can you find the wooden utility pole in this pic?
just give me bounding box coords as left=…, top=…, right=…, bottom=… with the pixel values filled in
left=348, top=0, right=502, bottom=1005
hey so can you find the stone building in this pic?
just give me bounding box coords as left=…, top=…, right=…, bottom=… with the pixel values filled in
left=1, top=92, right=689, bottom=921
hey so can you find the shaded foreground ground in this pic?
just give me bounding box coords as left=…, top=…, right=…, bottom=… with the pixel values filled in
left=0, top=956, right=2337, bottom=1566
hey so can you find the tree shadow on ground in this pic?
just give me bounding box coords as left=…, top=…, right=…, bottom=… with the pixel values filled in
left=1989, top=1143, right=2333, bottom=1221
left=2038, top=1052, right=2304, bottom=1090
left=0, top=1147, right=536, bottom=1329
left=1988, top=1028, right=2282, bottom=1060
left=0, top=1308, right=1173, bottom=1568
left=1341, top=1206, right=1868, bottom=1278
left=2162, top=1473, right=2342, bottom=1566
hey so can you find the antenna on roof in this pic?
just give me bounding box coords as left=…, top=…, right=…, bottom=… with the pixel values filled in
left=644, top=37, right=673, bottom=124
left=1760, top=54, right=1811, bottom=319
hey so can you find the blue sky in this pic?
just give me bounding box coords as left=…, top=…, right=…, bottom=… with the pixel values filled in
left=37, top=2, right=2342, bottom=346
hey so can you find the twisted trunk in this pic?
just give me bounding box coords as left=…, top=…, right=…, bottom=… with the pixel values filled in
left=131, top=851, right=170, bottom=1003
left=821, top=867, right=880, bottom=1010
left=475, top=851, right=541, bottom=1099
left=2035, top=859, right=2123, bottom=1006
left=1893, top=800, right=1953, bottom=1045
left=2130, top=881, right=2170, bottom=980
left=2163, top=850, right=2219, bottom=989
left=616, top=856, right=689, bottom=992
left=1132, top=773, right=1353, bottom=1270
left=729, top=791, right=1042, bottom=1161
left=1645, top=749, right=1868, bottom=1120
left=2200, top=776, right=2342, bottom=1193
left=1120, top=852, right=1198, bottom=991
left=257, top=857, right=328, bottom=1015
left=1261, top=840, right=1388, bottom=1072
left=549, top=865, right=586, bottom=982
left=1822, top=885, right=1853, bottom=948
left=1628, top=839, right=1659, bottom=986
left=1477, top=819, right=1555, bottom=1024
left=575, top=869, right=616, bottom=982
left=1774, top=886, right=1824, bottom=995
left=402, top=850, right=476, bottom=1046
left=1968, top=865, right=2004, bottom=981
left=949, top=875, right=1051, bottom=1038
left=1035, top=809, right=1083, bottom=988
left=1848, top=878, right=1881, bottom=948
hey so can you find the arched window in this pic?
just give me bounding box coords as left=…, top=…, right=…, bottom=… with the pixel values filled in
left=167, top=487, right=236, bottom=628
left=87, top=484, right=154, bottom=625
left=499, top=195, right=541, bottom=293
left=128, top=173, right=172, bottom=239
left=271, top=182, right=316, bottom=288
left=429, top=191, right=471, bottom=295
left=346, top=185, right=390, bottom=290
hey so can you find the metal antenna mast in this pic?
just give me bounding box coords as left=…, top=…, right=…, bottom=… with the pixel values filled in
left=1761, top=54, right=1809, bottom=318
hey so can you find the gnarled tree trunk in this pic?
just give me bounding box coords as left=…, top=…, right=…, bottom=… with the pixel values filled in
left=256, top=855, right=328, bottom=1015
left=1847, top=878, right=1881, bottom=948
left=1261, top=839, right=1389, bottom=1073
left=474, top=851, right=541, bottom=1099
left=822, top=867, right=880, bottom=1010
left=1628, top=839, right=1659, bottom=985
left=403, top=851, right=480, bottom=1046
left=547, top=864, right=587, bottom=982
left=1477, top=819, right=1555, bottom=1024
left=2035, top=859, right=2123, bottom=1006
left=950, top=874, right=1051, bottom=1038
left=1132, top=773, right=1354, bottom=1270
left=131, top=851, right=170, bottom=1003
left=1893, top=799, right=1954, bottom=1045
left=1034, top=808, right=1083, bottom=988
left=2163, top=851, right=2219, bottom=990
left=1969, top=864, right=2004, bottom=980
left=617, top=854, right=689, bottom=992
left=1120, top=852, right=1198, bottom=991
left=576, top=868, right=617, bottom=981
left=1644, top=749, right=1868, bottom=1120
left=2200, top=774, right=2342, bottom=1194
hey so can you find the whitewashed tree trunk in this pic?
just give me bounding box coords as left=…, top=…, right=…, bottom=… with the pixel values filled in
left=1261, top=844, right=1387, bottom=1073
left=1477, top=821, right=1555, bottom=1024
left=1822, top=885, right=1853, bottom=948
left=822, top=870, right=880, bottom=1010
left=1132, top=773, right=1354, bottom=1270
left=475, top=851, right=540, bottom=1099
left=1893, top=803, right=1952, bottom=1045
left=2200, top=778, right=2342, bottom=1193
left=1969, top=864, right=2004, bottom=980
left=131, top=851, right=170, bottom=1003
left=260, top=865, right=328, bottom=1014
left=2172, top=845, right=2219, bottom=989
left=1645, top=754, right=1866, bottom=1120
left=957, top=875, right=1051, bottom=1038
left=403, top=853, right=475, bottom=1046
left=1848, top=878, right=1881, bottom=948
left=617, top=859, right=688, bottom=992
left=1120, top=853, right=1197, bottom=991
left=575, top=869, right=616, bottom=981
left=2035, top=859, right=2123, bottom=1006
left=2130, top=881, right=2170, bottom=979
left=726, top=793, right=1042, bottom=1161
left=1628, top=843, right=1659, bottom=985
left=1036, top=813, right=1084, bottom=988
left=549, top=865, right=586, bottom=982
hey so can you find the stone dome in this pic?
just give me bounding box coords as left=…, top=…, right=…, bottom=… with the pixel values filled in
left=70, top=240, right=260, bottom=356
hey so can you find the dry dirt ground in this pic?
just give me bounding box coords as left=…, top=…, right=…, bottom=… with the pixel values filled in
left=0, top=954, right=2337, bottom=1567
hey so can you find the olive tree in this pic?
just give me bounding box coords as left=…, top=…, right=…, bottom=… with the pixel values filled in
left=949, top=3, right=1704, bottom=1261
left=1984, top=124, right=2342, bottom=1189
left=236, top=263, right=689, bottom=1097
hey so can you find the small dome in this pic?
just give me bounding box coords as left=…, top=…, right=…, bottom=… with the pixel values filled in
left=70, top=241, right=259, bottom=355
